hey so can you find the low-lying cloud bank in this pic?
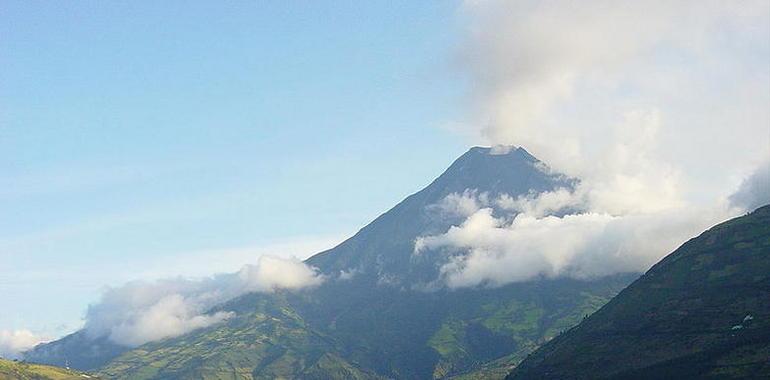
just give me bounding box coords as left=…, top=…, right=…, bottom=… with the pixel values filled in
left=415, top=122, right=763, bottom=288
left=0, top=329, right=46, bottom=359
left=83, top=255, right=323, bottom=347
left=416, top=188, right=737, bottom=288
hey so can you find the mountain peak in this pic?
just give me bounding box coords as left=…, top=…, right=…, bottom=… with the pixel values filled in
left=432, top=145, right=564, bottom=199
left=457, top=145, right=541, bottom=172
left=306, top=146, right=574, bottom=283
left=466, top=145, right=532, bottom=158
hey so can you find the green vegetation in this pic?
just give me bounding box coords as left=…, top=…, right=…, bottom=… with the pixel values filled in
left=509, top=205, right=770, bottom=379
left=426, top=287, right=623, bottom=379
left=91, top=275, right=631, bottom=380
left=98, top=295, right=382, bottom=380
left=0, top=358, right=100, bottom=380
left=429, top=319, right=468, bottom=358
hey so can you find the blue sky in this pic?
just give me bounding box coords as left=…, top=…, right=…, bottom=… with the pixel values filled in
left=1, top=1, right=469, bottom=335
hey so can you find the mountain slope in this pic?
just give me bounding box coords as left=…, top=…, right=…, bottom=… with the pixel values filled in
left=88, top=275, right=633, bottom=380
left=508, top=205, right=770, bottom=379
left=27, top=146, right=635, bottom=379
left=0, top=358, right=100, bottom=380
left=97, top=294, right=382, bottom=380
left=306, top=146, right=575, bottom=285
left=288, top=274, right=633, bottom=379
left=22, top=332, right=124, bottom=372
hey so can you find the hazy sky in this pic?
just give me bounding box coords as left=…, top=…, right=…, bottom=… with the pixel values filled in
left=1, top=1, right=468, bottom=336
left=2, top=0, right=768, bottom=347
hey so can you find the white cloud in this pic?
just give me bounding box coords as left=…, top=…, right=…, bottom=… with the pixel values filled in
left=497, top=187, right=577, bottom=218
left=417, top=191, right=735, bottom=288
left=84, top=255, right=324, bottom=347
left=107, top=295, right=233, bottom=348
left=428, top=189, right=490, bottom=219
left=0, top=236, right=340, bottom=352
left=337, top=269, right=358, bottom=281
left=0, top=330, right=46, bottom=359
left=238, top=256, right=325, bottom=292
left=133, top=235, right=342, bottom=279
left=423, top=0, right=768, bottom=288
left=456, top=0, right=770, bottom=207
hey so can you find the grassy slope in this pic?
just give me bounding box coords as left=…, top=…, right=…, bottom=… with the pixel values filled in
left=97, top=295, right=382, bottom=380
left=0, top=358, right=100, bottom=380
left=509, top=205, right=770, bottom=379
left=440, top=289, right=618, bottom=379
left=95, top=275, right=632, bottom=380
left=281, top=275, right=633, bottom=379
left=429, top=288, right=622, bottom=379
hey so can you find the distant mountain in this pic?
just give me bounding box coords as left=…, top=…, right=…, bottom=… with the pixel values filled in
left=306, top=146, right=576, bottom=285
left=0, top=357, right=100, bottom=379
left=26, top=146, right=636, bottom=379
left=508, top=205, right=770, bottom=379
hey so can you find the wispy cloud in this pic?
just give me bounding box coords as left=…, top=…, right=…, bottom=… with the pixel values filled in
left=84, top=255, right=324, bottom=347
left=417, top=190, right=735, bottom=288
left=133, top=235, right=342, bottom=279
left=0, top=330, right=46, bottom=359
left=1, top=236, right=340, bottom=345
left=456, top=0, right=769, bottom=203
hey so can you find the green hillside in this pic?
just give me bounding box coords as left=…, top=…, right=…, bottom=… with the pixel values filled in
left=0, top=358, right=100, bottom=380
left=298, top=277, right=632, bottom=379
left=509, top=205, right=770, bottom=379
left=93, top=274, right=632, bottom=379
left=98, top=295, right=382, bottom=380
